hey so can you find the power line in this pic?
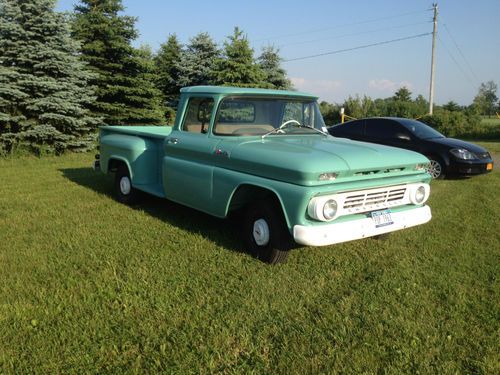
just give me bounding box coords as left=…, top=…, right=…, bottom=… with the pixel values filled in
left=277, top=21, right=431, bottom=49
left=284, top=33, right=432, bottom=62
left=437, top=35, right=477, bottom=88
left=254, top=9, right=431, bottom=43
left=441, top=21, right=480, bottom=84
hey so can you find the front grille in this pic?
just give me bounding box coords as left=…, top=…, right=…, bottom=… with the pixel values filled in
left=343, top=186, right=407, bottom=212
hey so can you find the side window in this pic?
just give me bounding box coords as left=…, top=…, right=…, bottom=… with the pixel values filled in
left=337, top=120, right=364, bottom=137
left=181, top=97, right=214, bottom=133
left=365, top=119, right=401, bottom=139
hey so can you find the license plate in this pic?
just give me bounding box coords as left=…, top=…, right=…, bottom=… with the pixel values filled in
left=486, top=163, right=493, bottom=171
left=371, top=209, right=394, bottom=228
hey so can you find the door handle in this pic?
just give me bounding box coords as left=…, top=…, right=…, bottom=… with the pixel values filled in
left=167, top=138, right=179, bottom=145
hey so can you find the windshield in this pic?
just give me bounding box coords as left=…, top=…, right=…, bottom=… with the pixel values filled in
left=399, top=119, right=444, bottom=139
left=213, top=97, right=326, bottom=136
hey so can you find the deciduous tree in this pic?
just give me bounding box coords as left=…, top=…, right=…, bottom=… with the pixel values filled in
left=473, top=81, right=498, bottom=117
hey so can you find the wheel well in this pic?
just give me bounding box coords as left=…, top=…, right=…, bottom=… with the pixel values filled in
left=228, top=185, right=282, bottom=214
left=108, top=158, right=127, bottom=173
left=426, top=154, right=448, bottom=167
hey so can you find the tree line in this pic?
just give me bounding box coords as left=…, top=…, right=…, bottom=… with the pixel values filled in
left=321, top=83, right=499, bottom=139
left=0, top=0, right=290, bottom=155
left=1, top=0, right=498, bottom=155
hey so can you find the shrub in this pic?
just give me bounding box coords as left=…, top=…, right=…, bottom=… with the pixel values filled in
left=420, top=110, right=488, bottom=138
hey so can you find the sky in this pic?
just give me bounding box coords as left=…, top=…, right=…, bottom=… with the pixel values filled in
left=56, top=0, right=500, bottom=105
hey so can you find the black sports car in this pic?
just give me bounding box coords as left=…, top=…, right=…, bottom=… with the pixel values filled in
left=328, top=117, right=494, bottom=179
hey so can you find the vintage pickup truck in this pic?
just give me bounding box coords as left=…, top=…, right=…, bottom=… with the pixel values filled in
left=94, top=86, right=432, bottom=263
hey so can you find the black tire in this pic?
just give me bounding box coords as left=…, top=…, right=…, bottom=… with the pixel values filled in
left=426, top=156, right=445, bottom=179
left=114, top=164, right=138, bottom=204
left=243, top=199, right=292, bottom=264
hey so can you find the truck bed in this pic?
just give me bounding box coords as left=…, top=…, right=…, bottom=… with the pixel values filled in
left=99, top=126, right=174, bottom=198
left=101, top=125, right=173, bottom=139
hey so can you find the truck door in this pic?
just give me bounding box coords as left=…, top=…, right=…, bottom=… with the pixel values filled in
left=163, top=96, right=220, bottom=213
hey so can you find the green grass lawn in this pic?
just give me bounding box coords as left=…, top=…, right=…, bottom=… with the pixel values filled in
left=1, top=152, right=498, bottom=374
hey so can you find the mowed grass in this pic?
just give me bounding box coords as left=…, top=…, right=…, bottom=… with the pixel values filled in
left=481, top=117, right=500, bottom=127
left=0, top=152, right=499, bottom=374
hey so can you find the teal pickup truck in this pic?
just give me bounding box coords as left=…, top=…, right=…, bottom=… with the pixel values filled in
left=94, top=86, right=432, bottom=263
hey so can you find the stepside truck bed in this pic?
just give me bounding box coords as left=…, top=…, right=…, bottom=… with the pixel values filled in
left=99, top=126, right=173, bottom=198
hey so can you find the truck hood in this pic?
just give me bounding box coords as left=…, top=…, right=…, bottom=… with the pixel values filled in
left=222, top=135, right=428, bottom=186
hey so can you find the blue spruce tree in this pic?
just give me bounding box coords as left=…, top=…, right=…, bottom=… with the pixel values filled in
left=0, top=0, right=99, bottom=155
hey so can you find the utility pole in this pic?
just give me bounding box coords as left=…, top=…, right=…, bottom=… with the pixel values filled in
left=429, top=3, right=438, bottom=115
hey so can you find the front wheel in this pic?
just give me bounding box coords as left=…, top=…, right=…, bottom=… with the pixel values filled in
left=426, top=157, right=445, bottom=179
left=243, top=199, right=292, bottom=264
left=114, top=164, right=138, bottom=204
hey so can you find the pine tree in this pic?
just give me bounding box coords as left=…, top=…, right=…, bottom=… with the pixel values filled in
left=125, top=45, right=165, bottom=124
left=213, top=27, right=264, bottom=88
left=176, top=32, right=219, bottom=88
left=72, top=0, right=164, bottom=125
left=155, top=34, right=182, bottom=100
left=0, top=0, right=99, bottom=154
left=258, top=46, right=291, bottom=90
left=154, top=34, right=182, bottom=123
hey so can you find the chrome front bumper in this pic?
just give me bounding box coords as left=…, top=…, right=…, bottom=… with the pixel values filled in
left=293, top=205, right=431, bottom=247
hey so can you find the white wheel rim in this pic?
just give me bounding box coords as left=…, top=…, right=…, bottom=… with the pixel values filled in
left=119, top=176, right=131, bottom=195
left=253, top=219, right=270, bottom=246
left=427, top=160, right=442, bottom=179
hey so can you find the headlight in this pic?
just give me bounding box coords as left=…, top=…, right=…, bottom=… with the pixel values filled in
left=318, top=172, right=338, bottom=181
left=410, top=184, right=430, bottom=205
left=450, top=148, right=476, bottom=160
left=323, top=200, right=338, bottom=220
left=308, top=197, right=339, bottom=221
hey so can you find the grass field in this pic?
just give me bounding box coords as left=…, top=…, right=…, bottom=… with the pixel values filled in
left=0, top=151, right=499, bottom=374
left=481, top=116, right=500, bottom=127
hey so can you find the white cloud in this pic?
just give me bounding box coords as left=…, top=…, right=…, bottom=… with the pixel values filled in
left=291, top=77, right=342, bottom=94
left=368, top=79, right=413, bottom=92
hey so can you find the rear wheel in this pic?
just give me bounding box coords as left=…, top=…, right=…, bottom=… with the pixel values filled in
left=243, top=199, right=292, bottom=264
left=427, top=157, right=445, bottom=179
left=114, top=164, right=138, bottom=204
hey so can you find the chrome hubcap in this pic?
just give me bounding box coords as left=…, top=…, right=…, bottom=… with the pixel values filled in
left=427, top=160, right=442, bottom=179
left=252, top=219, right=270, bottom=246
left=119, top=176, right=131, bottom=195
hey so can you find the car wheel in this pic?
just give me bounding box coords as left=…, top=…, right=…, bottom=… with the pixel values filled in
left=426, top=157, right=445, bottom=179
left=115, top=164, right=138, bottom=204
left=243, top=199, right=292, bottom=264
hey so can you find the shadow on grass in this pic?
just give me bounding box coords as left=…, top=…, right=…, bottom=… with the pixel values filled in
left=59, top=167, right=246, bottom=256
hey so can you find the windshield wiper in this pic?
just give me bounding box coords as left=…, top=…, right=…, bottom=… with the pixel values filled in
left=262, top=121, right=328, bottom=139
